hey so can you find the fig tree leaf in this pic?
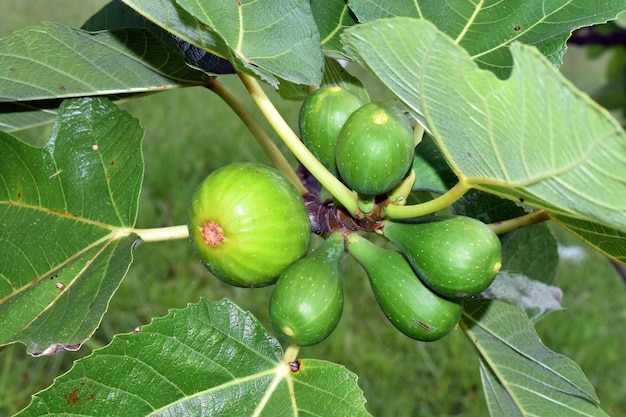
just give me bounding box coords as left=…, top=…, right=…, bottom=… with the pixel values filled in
left=0, top=97, right=143, bottom=355
left=0, top=21, right=211, bottom=131
left=452, top=190, right=526, bottom=224
left=342, top=18, right=626, bottom=234
left=174, top=0, right=323, bottom=87
left=463, top=299, right=609, bottom=417
left=321, top=57, right=370, bottom=103
left=500, top=223, right=559, bottom=284
left=482, top=272, right=563, bottom=323
left=411, top=134, right=458, bottom=193
left=347, top=0, right=626, bottom=78
left=551, top=215, right=626, bottom=264
left=311, top=0, right=358, bottom=58
left=121, top=0, right=324, bottom=88
left=0, top=22, right=210, bottom=102
left=16, top=299, right=371, bottom=417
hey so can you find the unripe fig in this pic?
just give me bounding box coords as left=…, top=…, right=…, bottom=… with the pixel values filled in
left=188, top=163, right=310, bottom=287
left=270, top=232, right=345, bottom=346
left=299, top=86, right=365, bottom=175
left=383, top=216, right=502, bottom=297
left=336, top=101, right=414, bottom=196
left=347, top=234, right=462, bottom=341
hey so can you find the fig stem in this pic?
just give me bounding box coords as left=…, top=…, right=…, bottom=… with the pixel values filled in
left=130, top=225, right=189, bottom=242
left=383, top=181, right=471, bottom=219
left=205, top=79, right=307, bottom=195
left=237, top=72, right=361, bottom=218
left=488, top=209, right=550, bottom=234
left=283, top=344, right=300, bottom=363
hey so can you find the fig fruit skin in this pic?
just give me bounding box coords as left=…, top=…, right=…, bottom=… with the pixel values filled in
left=335, top=101, right=414, bottom=196
left=299, top=86, right=365, bottom=176
left=188, top=163, right=310, bottom=287
left=383, top=216, right=502, bottom=298
left=269, top=232, right=345, bottom=346
left=347, top=234, right=462, bottom=341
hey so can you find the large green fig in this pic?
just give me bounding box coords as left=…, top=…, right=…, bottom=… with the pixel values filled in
left=188, top=163, right=310, bottom=287
left=347, top=234, right=462, bottom=341
left=269, top=232, right=345, bottom=346
left=335, top=101, right=414, bottom=196
left=383, top=216, right=502, bottom=298
left=299, top=86, right=365, bottom=175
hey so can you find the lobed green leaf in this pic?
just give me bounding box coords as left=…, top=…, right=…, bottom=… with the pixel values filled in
left=342, top=18, right=626, bottom=247
left=0, top=97, right=143, bottom=355
left=463, top=299, right=609, bottom=417
left=16, top=299, right=371, bottom=417
left=347, top=0, right=626, bottom=78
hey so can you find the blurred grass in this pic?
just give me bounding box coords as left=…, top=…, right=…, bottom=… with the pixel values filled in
left=1, top=3, right=626, bottom=416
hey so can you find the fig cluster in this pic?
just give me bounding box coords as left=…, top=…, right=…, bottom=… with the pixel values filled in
left=187, top=86, right=502, bottom=346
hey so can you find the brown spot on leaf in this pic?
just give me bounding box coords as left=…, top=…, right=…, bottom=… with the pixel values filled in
left=65, top=387, right=80, bottom=405
left=110, top=160, right=115, bottom=166
left=9, top=67, right=16, bottom=72
left=59, top=84, right=66, bottom=91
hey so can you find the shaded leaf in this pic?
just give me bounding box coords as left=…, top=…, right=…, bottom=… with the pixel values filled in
left=347, top=0, right=626, bottom=78
left=321, top=57, right=369, bottom=103
left=500, top=223, right=559, bottom=284
left=552, top=215, right=626, bottom=264
left=312, top=0, right=358, bottom=58
left=0, top=97, right=143, bottom=355
left=452, top=189, right=526, bottom=224
left=17, top=299, right=371, bottom=416
left=463, top=299, right=609, bottom=417
left=342, top=18, right=626, bottom=234
left=411, top=134, right=458, bottom=194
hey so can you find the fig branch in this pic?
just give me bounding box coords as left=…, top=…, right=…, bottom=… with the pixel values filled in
left=488, top=209, right=550, bottom=235
left=205, top=79, right=307, bottom=195
left=237, top=72, right=361, bottom=217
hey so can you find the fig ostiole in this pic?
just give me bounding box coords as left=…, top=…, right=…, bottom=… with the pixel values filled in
left=299, top=86, right=365, bottom=176
left=335, top=101, right=415, bottom=196
left=382, top=216, right=502, bottom=298
left=347, top=233, right=463, bottom=341
left=188, top=162, right=311, bottom=287
left=269, top=232, right=345, bottom=346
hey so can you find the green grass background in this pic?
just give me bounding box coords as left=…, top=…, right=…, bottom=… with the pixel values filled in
left=1, top=2, right=626, bottom=416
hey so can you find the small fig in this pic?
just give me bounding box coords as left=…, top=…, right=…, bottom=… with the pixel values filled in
left=299, top=86, right=365, bottom=175
left=336, top=101, right=414, bottom=196
left=347, top=234, right=462, bottom=341
left=188, top=163, right=310, bottom=287
left=269, top=232, right=345, bottom=346
left=383, top=216, right=502, bottom=297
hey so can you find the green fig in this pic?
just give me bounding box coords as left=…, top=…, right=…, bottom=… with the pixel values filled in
left=270, top=232, right=345, bottom=346
left=347, top=234, right=462, bottom=341
left=188, top=163, right=310, bottom=287
left=299, top=86, right=365, bottom=175
left=335, top=101, right=414, bottom=196
left=383, top=216, right=502, bottom=298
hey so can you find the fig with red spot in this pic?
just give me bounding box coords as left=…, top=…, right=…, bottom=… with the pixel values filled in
left=188, top=163, right=311, bottom=287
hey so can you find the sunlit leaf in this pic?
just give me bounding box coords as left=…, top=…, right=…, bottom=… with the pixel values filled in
left=463, top=299, right=609, bottom=417
left=342, top=18, right=626, bottom=235
left=0, top=97, right=143, bottom=355
left=16, top=299, right=371, bottom=417
left=0, top=22, right=210, bottom=102
left=347, top=0, right=626, bottom=78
